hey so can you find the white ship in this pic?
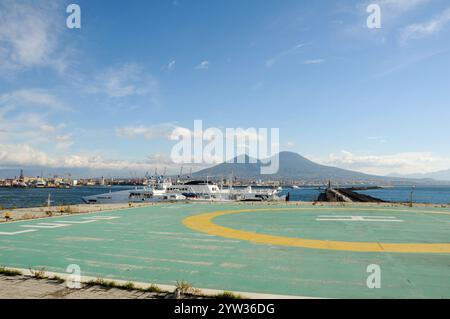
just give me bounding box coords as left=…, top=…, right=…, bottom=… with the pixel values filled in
left=82, top=180, right=285, bottom=204
left=82, top=186, right=186, bottom=204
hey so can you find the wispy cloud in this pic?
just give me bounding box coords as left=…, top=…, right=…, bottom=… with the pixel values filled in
left=376, top=0, right=431, bottom=13
left=368, top=136, right=388, bottom=144
left=360, top=0, right=432, bottom=21
left=88, top=64, right=159, bottom=99
left=372, top=50, right=446, bottom=78
left=167, top=60, right=176, bottom=70
left=0, top=89, right=73, bottom=149
left=314, top=150, right=450, bottom=175
left=0, top=143, right=201, bottom=174
left=266, top=43, right=309, bottom=67
left=0, top=89, right=68, bottom=112
left=0, top=0, right=70, bottom=74
left=116, top=123, right=177, bottom=140
left=303, top=59, right=325, bottom=65
left=81, top=63, right=161, bottom=110
left=400, top=7, right=450, bottom=43
left=195, top=60, right=210, bottom=70
left=339, top=0, right=433, bottom=42
left=0, top=143, right=134, bottom=170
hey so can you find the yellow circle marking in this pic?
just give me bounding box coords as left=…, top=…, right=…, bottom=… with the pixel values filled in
left=182, top=208, right=450, bottom=253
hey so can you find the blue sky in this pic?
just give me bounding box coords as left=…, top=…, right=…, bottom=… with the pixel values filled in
left=1, top=0, right=450, bottom=176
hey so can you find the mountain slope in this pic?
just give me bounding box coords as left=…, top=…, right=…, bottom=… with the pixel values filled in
left=388, top=169, right=450, bottom=182
left=193, top=151, right=382, bottom=181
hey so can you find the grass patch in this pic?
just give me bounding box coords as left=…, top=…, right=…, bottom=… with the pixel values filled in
left=215, top=291, right=244, bottom=299
left=175, top=280, right=193, bottom=294
left=48, top=275, right=65, bottom=283
left=175, top=280, right=203, bottom=296
left=122, top=282, right=135, bottom=291
left=87, top=278, right=119, bottom=289
left=146, top=284, right=164, bottom=293
left=29, top=267, right=46, bottom=279
left=0, top=266, right=22, bottom=277
left=85, top=278, right=169, bottom=294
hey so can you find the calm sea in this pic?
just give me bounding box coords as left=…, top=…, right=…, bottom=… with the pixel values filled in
left=0, top=186, right=133, bottom=209
left=280, top=186, right=450, bottom=204
left=0, top=185, right=449, bottom=209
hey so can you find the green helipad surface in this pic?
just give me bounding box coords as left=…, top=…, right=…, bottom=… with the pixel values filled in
left=1, top=203, right=450, bottom=298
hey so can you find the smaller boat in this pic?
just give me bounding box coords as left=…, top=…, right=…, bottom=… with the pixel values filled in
left=34, top=179, right=46, bottom=188
left=82, top=187, right=186, bottom=204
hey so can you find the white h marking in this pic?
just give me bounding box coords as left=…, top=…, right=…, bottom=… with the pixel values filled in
left=0, top=216, right=120, bottom=236
left=54, top=220, right=98, bottom=224
left=82, top=216, right=119, bottom=220
left=316, top=216, right=403, bottom=222
left=21, top=223, right=71, bottom=229
left=0, top=229, right=38, bottom=236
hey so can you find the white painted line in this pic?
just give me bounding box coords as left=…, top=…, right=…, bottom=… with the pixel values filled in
left=318, top=215, right=397, bottom=219
left=316, top=216, right=403, bottom=222
left=0, top=229, right=38, bottom=236
left=82, top=216, right=119, bottom=220
left=21, top=223, right=71, bottom=229
left=317, top=219, right=403, bottom=222
left=53, top=220, right=98, bottom=224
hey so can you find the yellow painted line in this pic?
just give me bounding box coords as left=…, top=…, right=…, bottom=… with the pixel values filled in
left=182, top=208, right=450, bottom=254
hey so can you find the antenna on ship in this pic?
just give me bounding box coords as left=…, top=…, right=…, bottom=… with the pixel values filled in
left=179, top=166, right=183, bottom=178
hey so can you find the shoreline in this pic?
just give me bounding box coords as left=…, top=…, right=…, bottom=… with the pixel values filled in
left=1, top=200, right=448, bottom=223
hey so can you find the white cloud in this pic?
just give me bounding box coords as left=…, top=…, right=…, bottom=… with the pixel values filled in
left=314, top=150, right=450, bottom=175
left=40, top=124, right=57, bottom=133
left=266, top=43, right=308, bottom=67
left=89, top=64, right=160, bottom=99
left=0, top=1, right=68, bottom=73
left=117, top=123, right=266, bottom=148
left=372, top=50, right=445, bottom=78
left=195, top=60, right=210, bottom=70
left=0, top=144, right=55, bottom=167
left=340, top=0, right=432, bottom=42
left=286, top=141, right=295, bottom=147
left=0, top=89, right=73, bottom=149
left=168, top=126, right=265, bottom=143
left=0, top=143, right=194, bottom=173
left=167, top=60, right=176, bottom=70
left=169, top=126, right=198, bottom=140
left=303, top=59, right=325, bottom=65
left=0, top=89, right=68, bottom=111
left=360, top=0, right=431, bottom=21
left=55, top=134, right=72, bottom=142
left=376, top=0, right=431, bottom=13
left=368, top=136, right=387, bottom=144
left=400, top=7, right=450, bottom=43
left=116, top=123, right=177, bottom=140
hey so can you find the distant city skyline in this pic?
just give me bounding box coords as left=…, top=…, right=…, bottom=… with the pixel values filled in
left=1, top=0, right=450, bottom=177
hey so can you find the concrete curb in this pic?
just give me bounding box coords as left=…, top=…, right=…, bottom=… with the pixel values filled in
left=2, top=267, right=318, bottom=299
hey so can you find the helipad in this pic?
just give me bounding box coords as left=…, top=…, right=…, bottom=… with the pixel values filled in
left=1, top=203, right=450, bottom=298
